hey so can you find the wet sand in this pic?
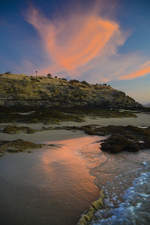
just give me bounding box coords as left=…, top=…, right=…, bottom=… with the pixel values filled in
left=0, top=135, right=102, bottom=225
left=0, top=112, right=150, bottom=225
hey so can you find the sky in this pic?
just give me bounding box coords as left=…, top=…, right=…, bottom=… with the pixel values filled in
left=0, top=0, right=150, bottom=104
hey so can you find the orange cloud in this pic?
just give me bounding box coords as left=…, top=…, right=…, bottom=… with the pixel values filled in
left=27, top=7, right=122, bottom=75
left=27, top=6, right=150, bottom=83
left=120, top=61, right=150, bottom=80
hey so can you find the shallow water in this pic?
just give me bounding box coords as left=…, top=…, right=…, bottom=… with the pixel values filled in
left=1, top=112, right=150, bottom=129
left=0, top=132, right=150, bottom=225
left=0, top=135, right=104, bottom=225
left=55, top=112, right=150, bottom=128
left=91, top=162, right=150, bottom=225
left=0, top=113, right=150, bottom=225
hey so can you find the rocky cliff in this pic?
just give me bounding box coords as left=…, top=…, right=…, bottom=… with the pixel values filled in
left=0, top=73, right=142, bottom=109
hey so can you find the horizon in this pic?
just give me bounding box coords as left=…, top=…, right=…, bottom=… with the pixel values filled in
left=0, top=0, right=150, bottom=104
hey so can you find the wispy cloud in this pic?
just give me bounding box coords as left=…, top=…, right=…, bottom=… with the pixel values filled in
left=26, top=6, right=128, bottom=77
left=120, top=61, right=150, bottom=80
left=26, top=5, right=150, bottom=82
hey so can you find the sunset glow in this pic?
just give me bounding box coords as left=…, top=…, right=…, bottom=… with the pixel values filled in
left=0, top=2, right=150, bottom=224
left=27, top=8, right=120, bottom=74
left=120, top=61, right=150, bottom=80
left=0, top=0, right=150, bottom=103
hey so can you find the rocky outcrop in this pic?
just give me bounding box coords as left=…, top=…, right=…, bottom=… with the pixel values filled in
left=77, top=190, right=104, bottom=225
left=101, top=134, right=140, bottom=153
left=76, top=125, right=150, bottom=153
left=0, top=74, right=142, bottom=109
left=3, top=125, right=37, bottom=134
left=0, top=139, right=43, bottom=157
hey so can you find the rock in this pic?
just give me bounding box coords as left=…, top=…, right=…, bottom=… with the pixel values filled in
left=0, top=152, right=4, bottom=157
left=77, top=190, right=104, bottom=225
left=76, top=125, right=150, bottom=153
left=3, top=125, right=36, bottom=134
left=101, top=135, right=140, bottom=153
left=0, top=139, right=43, bottom=154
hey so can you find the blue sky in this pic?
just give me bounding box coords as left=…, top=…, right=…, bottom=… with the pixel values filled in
left=0, top=0, right=150, bottom=104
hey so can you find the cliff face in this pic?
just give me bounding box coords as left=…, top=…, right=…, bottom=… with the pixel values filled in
left=0, top=74, right=142, bottom=109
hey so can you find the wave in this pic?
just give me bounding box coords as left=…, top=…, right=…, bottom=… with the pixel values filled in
left=91, top=162, right=150, bottom=225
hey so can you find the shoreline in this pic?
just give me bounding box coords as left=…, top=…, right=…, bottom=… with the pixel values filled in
left=0, top=113, right=150, bottom=225
left=77, top=155, right=150, bottom=225
left=85, top=161, right=150, bottom=225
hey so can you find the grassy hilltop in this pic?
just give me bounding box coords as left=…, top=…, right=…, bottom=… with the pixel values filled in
left=0, top=73, right=141, bottom=110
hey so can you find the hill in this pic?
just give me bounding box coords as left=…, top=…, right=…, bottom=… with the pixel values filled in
left=0, top=73, right=142, bottom=110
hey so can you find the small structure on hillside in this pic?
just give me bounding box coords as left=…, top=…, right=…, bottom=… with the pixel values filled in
left=47, top=73, right=52, bottom=78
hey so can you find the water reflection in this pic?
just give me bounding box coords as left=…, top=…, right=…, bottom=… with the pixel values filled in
left=0, top=135, right=106, bottom=225
left=41, top=136, right=107, bottom=200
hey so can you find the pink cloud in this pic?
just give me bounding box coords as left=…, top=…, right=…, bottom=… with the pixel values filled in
left=120, top=61, right=150, bottom=80
left=25, top=5, right=150, bottom=83
left=26, top=7, right=126, bottom=76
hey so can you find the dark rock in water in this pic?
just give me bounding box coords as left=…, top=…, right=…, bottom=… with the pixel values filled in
left=0, top=139, right=43, bottom=154
left=3, top=125, right=37, bottom=134
left=77, top=125, right=150, bottom=153
left=101, top=135, right=139, bottom=153
left=77, top=190, right=105, bottom=225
